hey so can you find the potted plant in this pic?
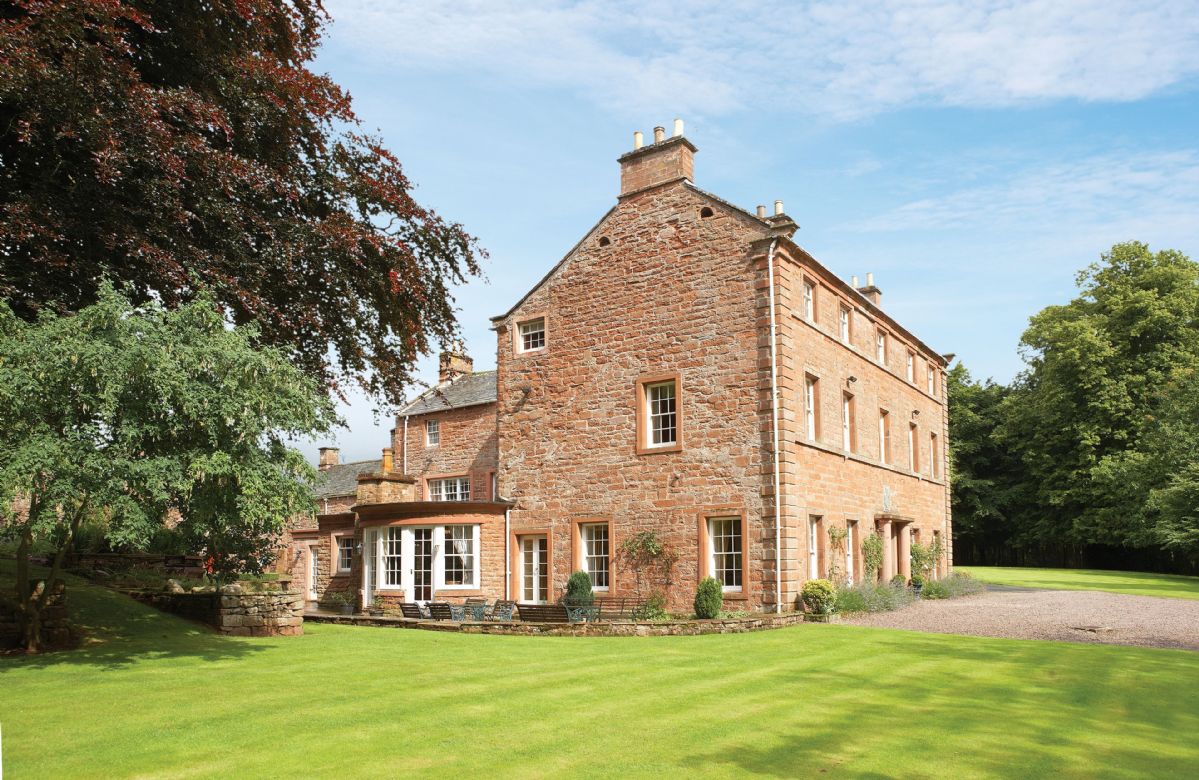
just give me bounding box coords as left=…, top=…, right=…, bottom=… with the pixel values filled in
left=909, top=573, right=925, bottom=597
left=564, top=570, right=596, bottom=622
left=890, top=574, right=908, bottom=588
left=326, top=591, right=354, bottom=615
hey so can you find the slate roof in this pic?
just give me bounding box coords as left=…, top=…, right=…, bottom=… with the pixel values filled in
left=315, top=459, right=381, bottom=499
left=398, top=370, right=497, bottom=416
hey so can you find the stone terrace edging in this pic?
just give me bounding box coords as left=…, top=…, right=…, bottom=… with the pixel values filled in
left=305, top=610, right=807, bottom=636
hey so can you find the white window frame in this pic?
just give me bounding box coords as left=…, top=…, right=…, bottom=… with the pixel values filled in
left=803, top=281, right=815, bottom=322
left=846, top=520, right=857, bottom=584
left=335, top=535, right=354, bottom=573
left=879, top=410, right=890, bottom=465
left=646, top=380, right=677, bottom=448
left=373, top=524, right=481, bottom=595
left=442, top=524, right=478, bottom=588
left=426, top=419, right=440, bottom=447
left=707, top=517, right=743, bottom=592
left=580, top=523, right=610, bottom=591
left=518, top=318, right=546, bottom=353
left=876, top=331, right=886, bottom=364
left=428, top=476, right=471, bottom=502
left=839, top=305, right=850, bottom=344
left=842, top=393, right=853, bottom=452
left=805, top=375, right=818, bottom=440
left=931, top=432, right=940, bottom=479
left=909, top=423, right=918, bottom=471
left=808, top=516, right=820, bottom=579
left=906, top=352, right=915, bottom=383
left=927, top=364, right=936, bottom=395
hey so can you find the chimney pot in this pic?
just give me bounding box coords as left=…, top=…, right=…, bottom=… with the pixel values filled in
left=851, top=275, right=859, bottom=288
left=672, top=118, right=684, bottom=137
left=774, top=200, right=784, bottom=216
left=381, top=447, right=394, bottom=473
left=653, top=126, right=665, bottom=143
left=756, top=205, right=767, bottom=218
left=866, top=272, right=875, bottom=287
left=633, top=130, right=643, bottom=150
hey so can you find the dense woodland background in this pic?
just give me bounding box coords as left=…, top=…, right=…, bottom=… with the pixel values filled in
left=949, top=242, right=1199, bottom=575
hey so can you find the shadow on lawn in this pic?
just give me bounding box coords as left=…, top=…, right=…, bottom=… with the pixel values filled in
left=1, top=571, right=268, bottom=672
left=680, top=630, right=1199, bottom=778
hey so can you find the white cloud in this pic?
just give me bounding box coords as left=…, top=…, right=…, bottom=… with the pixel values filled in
left=324, top=0, right=1199, bottom=120
left=850, top=150, right=1199, bottom=237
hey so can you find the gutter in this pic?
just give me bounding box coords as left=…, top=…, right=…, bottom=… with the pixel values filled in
left=765, top=238, right=784, bottom=613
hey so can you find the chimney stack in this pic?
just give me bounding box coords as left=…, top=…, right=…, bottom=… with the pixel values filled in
left=756, top=205, right=767, bottom=218
left=618, top=119, right=697, bottom=198
left=318, top=447, right=340, bottom=471
left=381, top=447, right=394, bottom=473
left=438, top=342, right=473, bottom=384
left=857, top=272, right=882, bottom=306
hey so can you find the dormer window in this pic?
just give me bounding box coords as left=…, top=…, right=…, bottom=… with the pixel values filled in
left=518, top=318, right=546, bottom=353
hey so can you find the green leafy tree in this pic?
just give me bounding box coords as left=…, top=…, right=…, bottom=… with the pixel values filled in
left=1098, top=367, right=1199, bottom=564
left=0, top=0, right=483, bottom=403
left=1000, top=242, right=1199, bottom=554
left=0, top=285, right=335, bottom=652
left=947, top=363, right=1028, bottom=563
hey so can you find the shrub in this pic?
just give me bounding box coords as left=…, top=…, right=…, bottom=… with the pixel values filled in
left=324, top=591, right=352, bottom=607
left=694, top=577, right=724, bottom=619
left=861, top=531, right=884, bottom=581
left=890, top=574, right=908, bottom=587
left=917, top=572, right=985, bottom=600
left=910, top=574, right=925, bottom=588
left=834, top=581, right=917, bottom=614
left=565, top=570, right=594, bottom=606
left=801, top=578, right=837, bottom=614
left=632, top=591, right=668, bottom=621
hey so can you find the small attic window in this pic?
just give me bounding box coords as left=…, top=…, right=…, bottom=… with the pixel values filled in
left=700, top=206, right=714, bottom=218
left=598, top=236, right=611, bottom=247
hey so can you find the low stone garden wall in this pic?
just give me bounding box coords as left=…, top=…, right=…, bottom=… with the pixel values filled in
left=126, top=585, right=304, bottom=637
left=306, top=610, right=808, bottom=637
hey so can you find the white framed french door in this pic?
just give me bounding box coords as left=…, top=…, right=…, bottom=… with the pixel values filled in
left=362, top=528, right=378, bottom=607
left=411, top=527, right=434, bottom=602
left=520, top=535, right=549, bottom=604
left=305, top=542, right=319, bottom=602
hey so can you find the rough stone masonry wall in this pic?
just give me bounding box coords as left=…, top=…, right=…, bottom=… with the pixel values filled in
left=772, top=246, right=950, bottom=598
left=496, top=181, right=777, bottom=612
left=128, top=587, right=304, bottom=636
left=397, top=402, right=499, bottom=501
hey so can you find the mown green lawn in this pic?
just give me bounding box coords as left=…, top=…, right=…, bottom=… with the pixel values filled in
left=2, top=566, right=1198, bottom=778
left=958, top=566, right=1199, bottom=600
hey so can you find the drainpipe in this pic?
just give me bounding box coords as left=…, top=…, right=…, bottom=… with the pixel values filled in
left=766, top=238, right=784, bottom=613
left=504, top=506, right=511, bottom=600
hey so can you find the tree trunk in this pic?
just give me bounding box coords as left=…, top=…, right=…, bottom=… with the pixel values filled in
left=15, top=494, right=85, bottom=653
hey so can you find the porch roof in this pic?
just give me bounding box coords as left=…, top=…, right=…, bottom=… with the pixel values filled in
left=354, top=500, right=514, bottom=525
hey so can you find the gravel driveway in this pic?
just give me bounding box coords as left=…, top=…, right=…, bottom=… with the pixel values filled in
left=844, top=587, right=1199, bottom=651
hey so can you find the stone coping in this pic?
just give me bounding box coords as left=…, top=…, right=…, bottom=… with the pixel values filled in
left=304, top=610, right=808, bottom=636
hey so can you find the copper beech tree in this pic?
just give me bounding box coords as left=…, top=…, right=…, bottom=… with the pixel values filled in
left=0, top=0, right=483, bottom=403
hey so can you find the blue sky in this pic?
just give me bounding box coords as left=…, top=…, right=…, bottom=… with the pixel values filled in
left=307, top=0, right=1199, bottom=464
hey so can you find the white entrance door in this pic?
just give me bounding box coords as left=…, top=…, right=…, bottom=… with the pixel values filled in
left=520, top=535, right=548, bottom=604
left=362, top=528, right=377, bottom=608
left=306, top=544, right=319, bottom=602
left=411, top=527, right=433, bottom=602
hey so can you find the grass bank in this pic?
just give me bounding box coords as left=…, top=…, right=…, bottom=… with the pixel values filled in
left=2, top=561, right=1197, bottom=778
left=958, top=566, right=1199, bottom=600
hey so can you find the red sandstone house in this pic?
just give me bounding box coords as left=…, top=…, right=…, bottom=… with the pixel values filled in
left=285, top=120, right=951, bottom=614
